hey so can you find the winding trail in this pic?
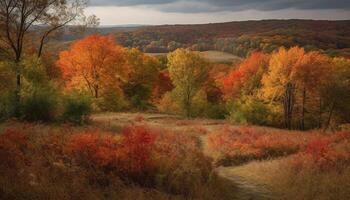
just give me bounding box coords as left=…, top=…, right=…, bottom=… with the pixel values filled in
left=216, top=166, right=274, bottom=200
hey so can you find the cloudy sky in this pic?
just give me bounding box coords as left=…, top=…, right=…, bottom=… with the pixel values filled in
left=86, top=0, right=350, bottom=25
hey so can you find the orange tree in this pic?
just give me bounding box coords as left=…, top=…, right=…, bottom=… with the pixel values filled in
left=57, top=35, right=128, bottom=108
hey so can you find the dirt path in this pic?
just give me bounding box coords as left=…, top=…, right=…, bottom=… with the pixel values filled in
left=216, top=166, right=275, bottom=200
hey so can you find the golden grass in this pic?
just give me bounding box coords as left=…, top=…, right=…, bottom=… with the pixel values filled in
left=223, top=157, right=350, bottom=200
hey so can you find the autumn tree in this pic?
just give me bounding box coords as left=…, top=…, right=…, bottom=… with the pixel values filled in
left=167, top=49, right=209, bottom=118
left=292, top=51, right=331, bottom=129
left=152, top=70, right=174, bottom=103
left=321, top=58, right=350, bottom=129
left=123, top=48, right=160, bottom=109
left=57, top=35, right=127, bottom=100
left=0, top=0, right=87, bottom=115
left=260, top=47, right=305, bottom=129
left=223, top=52, right=269, bottom=100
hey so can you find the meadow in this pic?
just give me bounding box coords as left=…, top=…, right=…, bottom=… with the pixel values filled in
left=1, top=113, right=349, bottom=200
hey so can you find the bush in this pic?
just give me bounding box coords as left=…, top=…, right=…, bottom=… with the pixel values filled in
left=227, top=96, right=274, bottom=126
left=0, top=92, right=16, bottom=121
left=124, top=83, right=152, bottom=110
left=21, top=85, right=59, bottom=122
left=62, top=92, right=92, bottom=124
left=96, top=90, right=127, bottom=112
left=206, top=103, right=228, bottom=119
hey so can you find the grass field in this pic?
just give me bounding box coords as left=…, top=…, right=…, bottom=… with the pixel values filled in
left=147, top=51, right=242, bottom=64
left=0, top=112, right=349, bottom=200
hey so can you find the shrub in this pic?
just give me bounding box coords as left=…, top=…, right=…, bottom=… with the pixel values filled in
left=21, top=85, right=59, bottom=122
left=124, top=83, right=152, bottom=110
left=0, top=92, right=16, bottom=121
left=95, top=89, right=127, bottom=112
left=62, top=92, right=92, bottom=124
left=0, top=128, right=29, bottom=169
left=206, top=103, right=228, bottom=119
left=157, top=92, right=181, bottom=114
left=208, top=127, right=306, bottom=166
left=227, top=96, right=274, bottom=126
left=68, top=126, right=158, bottom=185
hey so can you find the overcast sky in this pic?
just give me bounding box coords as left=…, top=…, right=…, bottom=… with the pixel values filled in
left=86, top=0, right=350, bottom=25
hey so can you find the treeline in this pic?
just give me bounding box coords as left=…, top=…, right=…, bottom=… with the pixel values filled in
left=114, top=20, right=350, bottom=58
left=1, top=34, right=350, bottom=130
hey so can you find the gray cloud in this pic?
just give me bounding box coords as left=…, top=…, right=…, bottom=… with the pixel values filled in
left=89, top=0, right=350, bottom=13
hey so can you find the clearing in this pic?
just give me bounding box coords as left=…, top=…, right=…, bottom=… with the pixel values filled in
left=146, top=51, right=242, bottom=64
left=91, top=112, right=275, bottom=200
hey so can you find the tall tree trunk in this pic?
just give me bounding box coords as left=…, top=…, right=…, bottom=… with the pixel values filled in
left=14, top=56, right=22, bottom=117
left=301, top=87, right=306, bottom=130
left=284, top=83, right=294, bottom=130
left=318, top=97, right=322, bottom=129
left=325, top=101, right=335, bottom=131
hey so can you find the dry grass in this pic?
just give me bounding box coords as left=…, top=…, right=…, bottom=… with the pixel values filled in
left=0, top=120, right=237, bottom=200
left=1, top=113, right=349, bottom=200
left=222, top=157, right=350, bottom=200
left=147, top=51, right=241, bottom=64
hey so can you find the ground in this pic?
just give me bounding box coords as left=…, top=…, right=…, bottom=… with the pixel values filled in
left=91, top=112, right=275, bottom=200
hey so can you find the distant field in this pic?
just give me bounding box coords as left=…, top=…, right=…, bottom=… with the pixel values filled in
left=147, top=51, right=242, bottom=64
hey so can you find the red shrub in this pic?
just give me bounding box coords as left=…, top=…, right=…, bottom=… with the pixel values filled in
left=119, top=125, right=157, bottom=175
left=68, top=131, right=119, bottom=169
left=68, top=126, right=158, bottom=183
left=0, top=128, right=29, bottom=168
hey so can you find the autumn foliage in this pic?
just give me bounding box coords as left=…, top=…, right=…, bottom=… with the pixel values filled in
left=208, top=126, right=350, bottom=167
left=57, top=35, right=127, bottom=98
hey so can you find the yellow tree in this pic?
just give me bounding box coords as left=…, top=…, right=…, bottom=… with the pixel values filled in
left=57, top=35, right=127, bottom=98
left=260, top=47, right=305, bottom=129
left=168, top=49, right=209, bottom=118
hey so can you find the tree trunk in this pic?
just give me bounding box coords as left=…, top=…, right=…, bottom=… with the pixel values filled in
left=325, top=101, right=335, bottom=131
left=301, top=87, right=306, bottom=130
left=318, top=97, right=322, bottom=129
left=14, top=56, right=22, bottom=117
left=284, top=83, right=294, bottom=130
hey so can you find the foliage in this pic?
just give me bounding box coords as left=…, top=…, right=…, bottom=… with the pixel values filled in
left=222, top=52, right=269, bottom=99
left=20, top=84, right=59, bottom=122
left=57, top=34, right=128, bottom=100
left=123, top=48, right=160, bottom=110
left=62, top=92, right=92, bottom=124
left=227, top=96, right=275, bottom=126
left=167, top=49, right=210, bottom=117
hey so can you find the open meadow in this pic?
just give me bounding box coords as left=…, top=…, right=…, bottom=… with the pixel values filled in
left=1, top=113, right=349, bottom=200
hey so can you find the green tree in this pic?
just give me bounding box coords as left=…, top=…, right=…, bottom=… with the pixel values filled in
left=167, top=49, right=209, bottom=117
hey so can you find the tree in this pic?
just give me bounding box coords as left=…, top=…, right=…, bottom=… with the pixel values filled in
left=321, top=58, right=350, bottom=129
left=260, top=47, right=305, bottom=129
left=222, top=52, right=269, bottom=100
left=57, top=35, right=127, bottom=99
left=292, top=51, right=331, bottom=129
left=0, top=0, right=87, bottom=115
left=167, top=49, right=209, bottom=118
left=123, top=48, right=160, bottom=109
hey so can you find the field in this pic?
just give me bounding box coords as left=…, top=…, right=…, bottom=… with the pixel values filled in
left=1, top=112, right=349, bottom=200
left=146, top=50, right=242, bottom=64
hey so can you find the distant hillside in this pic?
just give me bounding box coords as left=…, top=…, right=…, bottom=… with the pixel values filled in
left=56, top=20, right=350, bottom=58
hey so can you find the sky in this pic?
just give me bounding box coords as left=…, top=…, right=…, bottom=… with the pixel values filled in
left=86, top=0, right=350, bottom=25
